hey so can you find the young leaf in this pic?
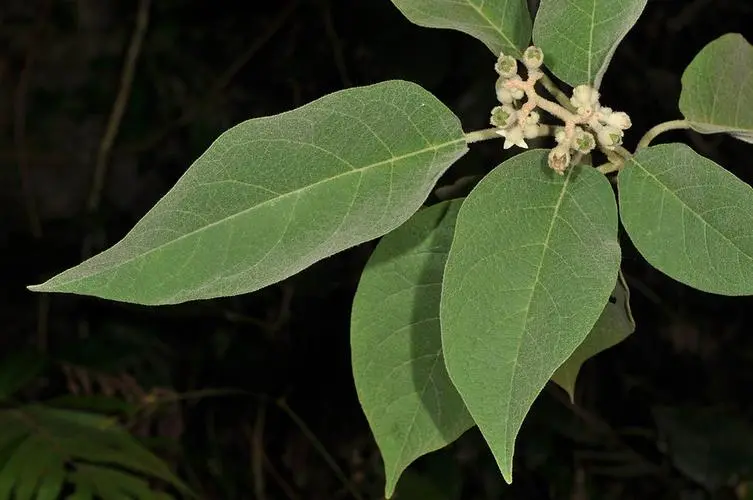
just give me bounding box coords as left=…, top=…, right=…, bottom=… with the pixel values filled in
left=679, top=33, right=753, bottom=144
left=441, top=151, right=621, bottom=483
left=533, top=0, right=647, bottom=88
left=351, top=200, right=473, bottom=499
left=29, top=81, right=468, bottom=305
left=389, top=0, right=532, bottom=57
left=552, top=273, right=635, bottom=401
left=619, top=143, right=753, bottom=295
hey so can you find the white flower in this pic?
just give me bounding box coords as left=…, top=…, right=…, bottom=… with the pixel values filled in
left=597, top=125, right=624, bottom=150
left=496, top=125, right=528, bottom=149
left=571, top=85, right=600, bottom=116
left=605, top=111, right=632, bottom=130
left=522, top=46, right=544, bottom=69
left=495, top=77, right=515, bottom=104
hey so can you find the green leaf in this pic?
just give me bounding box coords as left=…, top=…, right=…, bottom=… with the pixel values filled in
left=619, top=143, right=753, bottom=295
left=551, top=272, right=635, bottom=401
left=440, top=151, right=620, bottom=483
left=29, top=81, right=468, bottom=305
left=533, top=0, right=647, bottom=87
left=679, top=33, right=753, bottom=143
left=351, top=200, right=473, bottom=499
left=389, top=0, right=532, bottom=57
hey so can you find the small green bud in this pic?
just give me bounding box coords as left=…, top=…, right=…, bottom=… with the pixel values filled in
left=495, top=55, right=518, bottom=78
left=597, top=126, right=624, bottom=150
left=573, top=127, right=596, bottom=153
left=522, top=46, right=544, bottom=69
left=490, top=105, right=516, bottom=128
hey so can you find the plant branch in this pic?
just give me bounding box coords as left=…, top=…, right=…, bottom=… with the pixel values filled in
left=537, top=72, right=575, bottom=112
left=87, top=0, right=151, bottom=212
left=636, top=119, right=690, bottom=150
left=464, top=127, right=503, bottom=143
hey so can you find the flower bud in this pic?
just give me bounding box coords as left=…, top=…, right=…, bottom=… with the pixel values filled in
left=573, top=127, right=596, bottom=153
left=523, top=123, right=540, bottom=139
left=522, top=46, right=544, bottom=69
left=597, top=126, right=624, bottom=150
left=554, top=128, right=568, bottom=145
left=605, top=111, right=632, bottom=130
left=490, top=105, right=516, bottom=128
left=548, top=146, right=571, bottom=175
left=571, top=85, right=600, bottom=116
left=495, top=76, right=515, bottom=104
left=495, top=55, right=518, bottom=78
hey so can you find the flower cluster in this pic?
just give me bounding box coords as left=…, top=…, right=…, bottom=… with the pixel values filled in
left=487, top=46, right=632, bottom=175
left=489, top=47, right=544, bottom=150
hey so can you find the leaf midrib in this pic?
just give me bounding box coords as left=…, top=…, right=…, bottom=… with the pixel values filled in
left=41, top=138, right=466, bottom=289
left=467, top=0, right=521, bottom=56
left=503, top=166, right=573, bottom=461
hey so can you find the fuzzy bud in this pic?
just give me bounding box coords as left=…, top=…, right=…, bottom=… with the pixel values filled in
left=522, top=46, right=544, bottom=69
left=605, top=111, right=632, bottom=130
left=571, top=85, right=600, bottom=116
left=548, top=146, right=571, bottom=175
left=495, top=76, right=515, bottom=104
left=495, top=55, right=518, bottom=78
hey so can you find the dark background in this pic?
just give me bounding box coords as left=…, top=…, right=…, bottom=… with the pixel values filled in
left=3, top=0, right=753, bottom=498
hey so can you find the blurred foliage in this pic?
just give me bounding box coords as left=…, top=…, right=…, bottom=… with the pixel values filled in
left=2, top=0, right=753, bottom=498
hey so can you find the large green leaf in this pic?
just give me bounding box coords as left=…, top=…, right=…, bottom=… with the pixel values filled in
left=619, top=143, right=753, bottom=295
left=389, top=0, right=532, bottom=57
left=679, top=33, right=753, bottom=144
left=29, top=81, right=468, bottom=305
left=552, top=273, right=635, bottom=401
left=351, top=200, right=473, bottom=499
left=533, top=0, right=647, bottom=87
left=441, top=151, right=620, bottom=482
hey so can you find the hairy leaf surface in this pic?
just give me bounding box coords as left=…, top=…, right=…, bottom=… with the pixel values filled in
left=680, top=33, right=753, bottom=143
left=441, top=151, right=620, bottom=482
left=390, top=0, right=532, bottom=57
left=533, top=0, right=647, bottom=87
left=351, top=200, right=472, bottom=498
left=29, top=81, right=468, bottom=305
left=619, top=143, right=753, bottom=295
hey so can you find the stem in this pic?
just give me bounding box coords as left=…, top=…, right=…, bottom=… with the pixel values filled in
left=538, top=73, right=575, bottom=112
left=596, top=162, right=620, bottom=175
left=636, top=119, right=690, bottom=150
left=464, top=127, right=502, bottom=143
